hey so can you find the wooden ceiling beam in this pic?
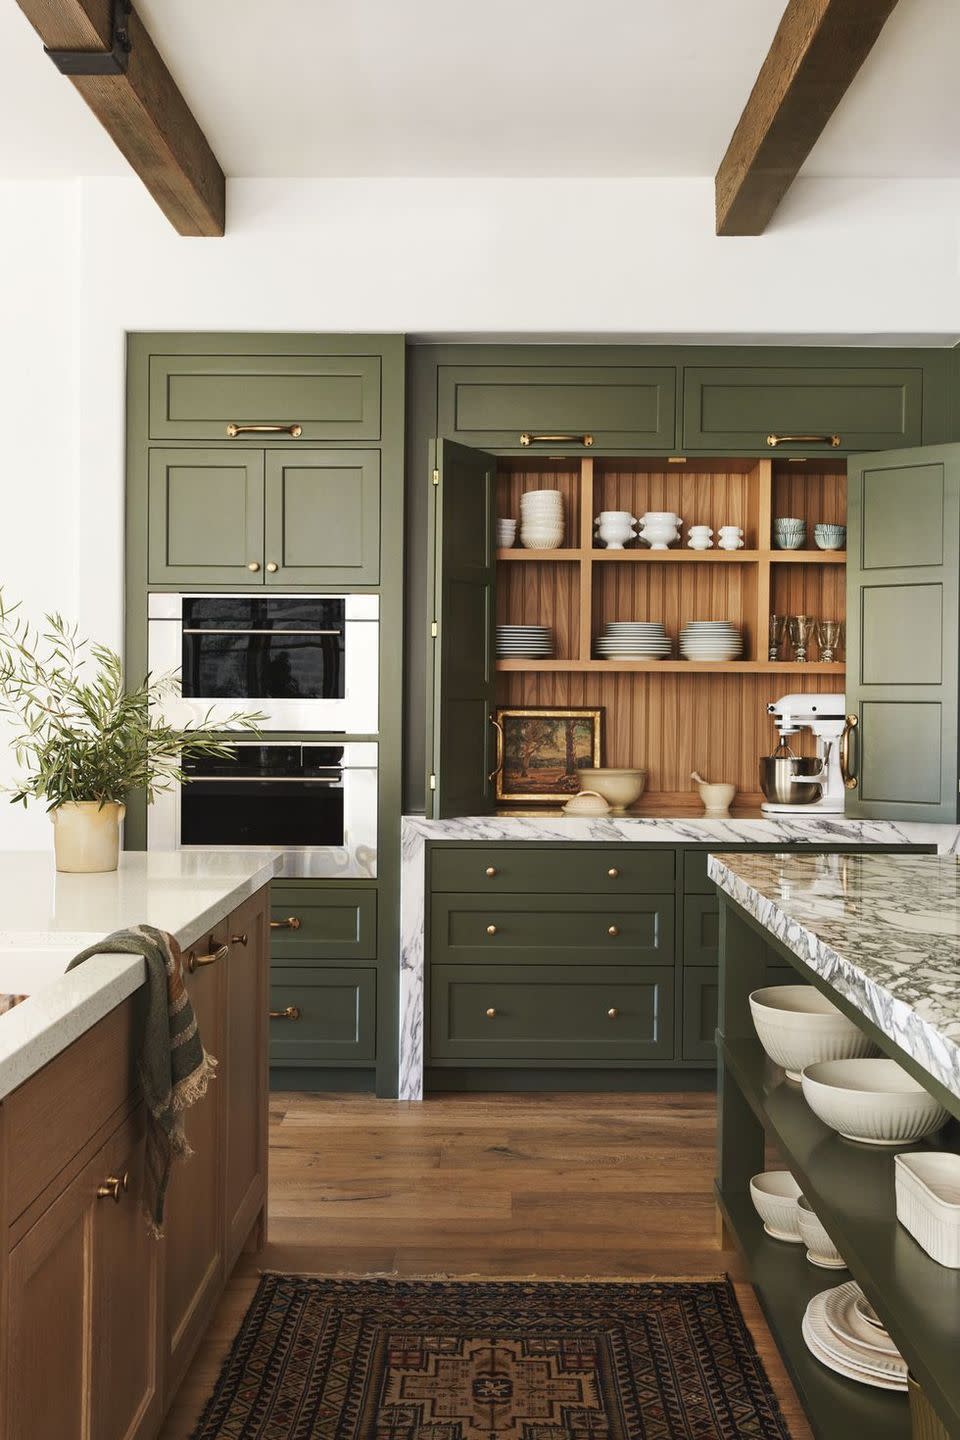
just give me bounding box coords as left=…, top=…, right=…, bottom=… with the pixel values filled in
left=15, top=0, right=225, bottom=237
left=715, top=0, right=901, bottom=236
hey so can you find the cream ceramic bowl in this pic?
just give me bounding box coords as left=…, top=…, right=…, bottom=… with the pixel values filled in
left=749, top=985, right=876, bottom=1081
left=801, top=1057, right=950, bottom=1146
left=577, top=767, right=647, bottom=812
left=749, top=1170, right=803, bottom=1241
left=797, top=1196, right=847, bottom=1269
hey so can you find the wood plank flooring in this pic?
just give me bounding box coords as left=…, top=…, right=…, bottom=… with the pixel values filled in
left=159, top=1092, right=813, bottom=1439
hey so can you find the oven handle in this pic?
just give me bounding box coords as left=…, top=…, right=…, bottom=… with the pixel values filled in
left=185, top=775, right=344, bottom=784
left=181, top=628, right=343, bottom=636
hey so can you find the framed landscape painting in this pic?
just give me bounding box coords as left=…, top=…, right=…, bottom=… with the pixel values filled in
left=495, top=706, right=603, bottom=804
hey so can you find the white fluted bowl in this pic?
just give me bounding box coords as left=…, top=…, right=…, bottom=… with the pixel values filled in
left=749, top=985, right=877, bottom=1081
left=749, top=1171, right=803, bottom=1241
left=797, top=1196, right=847, bottom=1268
left=801, top=1057, right=949, bottom=1146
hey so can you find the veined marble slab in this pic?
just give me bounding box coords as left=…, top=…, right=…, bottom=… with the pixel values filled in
left=0, top=850, right=281, bottom=1100
left=399, top=813, right=960, bottom=1100
left=708, top=850, right=960, bottom=1103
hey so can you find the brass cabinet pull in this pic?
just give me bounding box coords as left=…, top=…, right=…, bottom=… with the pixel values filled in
left=766, top=433, right=841, bottom=448
left=266, top=561, right=279, bottom=573
left=488, top=716, right=505, bottom=786
left=269, top=1005, right=302, bottom=1020
left=520, top=432, right=594, bottom=448
left=230, top=932, right=248, bottom=946
left=485, top=866, right=498, bottom=878
left=187, top=943, right=228, bottom=974
left=247, top=561, right=261, bottom=572
left=97, top=1171, right=130, bottom=1204
left=839, top=713, right=859, bottom=790
left=486, top=924, right=498, bottom=936
left=607, top=1007, right=619, bottom=1019
left=485, top=1007, right=497, bottom=1018
left=271, top=916, right=302, bottom=930
left=227, top=422, right=302, bottom=438
left=607, top=867, right=620, bottom=879
left=607, top=925, right=620, bottom=937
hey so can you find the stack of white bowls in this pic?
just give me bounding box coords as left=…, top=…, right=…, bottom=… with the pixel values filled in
left=596, top=622, right=671, bottom=660
left=679, top=621, right=742, bottom=661
left=520, top=490, right=565, bottom=549
left=497, top=518, right=518, bottom=548
left=496, top=625, right=554, bottom=659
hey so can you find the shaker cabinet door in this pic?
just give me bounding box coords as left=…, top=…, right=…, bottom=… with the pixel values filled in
left=846, top=443, right=960, bottom=821
left=264, top=448, right=380, bottom=584
left=223, top=890, right=269, bottom=1272
left=148, top=447, right=265, bottom=584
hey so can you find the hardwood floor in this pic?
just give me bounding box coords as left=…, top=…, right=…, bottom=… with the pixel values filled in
left=159, top=1092, right=812, bottom=1439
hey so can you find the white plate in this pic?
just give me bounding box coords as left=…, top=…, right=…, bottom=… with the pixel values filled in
left=822, top=1283, right=900, bottom=1358
left=806, top=1289, right=906, bottom=1380
left=802, top=1313, right=907, bottom=1391
left=854, top=1296, right=885, bottom=1331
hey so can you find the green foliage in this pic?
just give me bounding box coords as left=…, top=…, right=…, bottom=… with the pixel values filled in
left=0, top=591, right=262, bottom=810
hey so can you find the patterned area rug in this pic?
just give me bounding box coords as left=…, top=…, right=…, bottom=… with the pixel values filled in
left=191, top=1275, right=793, bottom=1439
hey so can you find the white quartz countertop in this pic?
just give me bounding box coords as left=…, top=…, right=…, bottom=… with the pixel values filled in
left=708, top=850, right=960, bottom=1102
left=0, top=850, right=281, bottom=1101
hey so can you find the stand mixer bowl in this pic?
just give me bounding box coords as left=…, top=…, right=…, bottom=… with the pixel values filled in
left=759, top=755, right=825, bottom=806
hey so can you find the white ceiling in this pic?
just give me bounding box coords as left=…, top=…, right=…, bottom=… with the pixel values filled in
left=0, top=0, right=957, bottom=179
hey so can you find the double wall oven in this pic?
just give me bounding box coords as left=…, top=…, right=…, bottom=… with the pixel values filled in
left=147, top=594, right=379, bottom=876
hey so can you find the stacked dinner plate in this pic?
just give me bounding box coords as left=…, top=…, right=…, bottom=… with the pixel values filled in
left=802, top=1281, right=907, bottom=1392
left=679, top=621, right=742, bottom=662
left=496, top=624, right=554, bottom=659
left=595, top=622, right=672, bottom=660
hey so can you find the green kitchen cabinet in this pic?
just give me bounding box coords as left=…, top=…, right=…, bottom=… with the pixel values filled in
left=682, top=366, right=924, bottom=454
left=431, top=892, right=674, bottom=968
left=438, top=364, right=677, bottom=451
left=148, top=448, right=265, bottom=584
left=682, top=968, right=719, bottom=1061
left=148, top=351, right=382, bottom=442
left=429, top=440, right=498, bottom=817
left=683, top=895, right=720, bottom=967
left=846, top=442, right=960, bottom=821
left=430, top=845, right=674, bottom=895
left=264, top=449, right=380, bottom=584
left=269, top=966, right=376, bottom=1066
left=269, top=886, right=377, bottom=965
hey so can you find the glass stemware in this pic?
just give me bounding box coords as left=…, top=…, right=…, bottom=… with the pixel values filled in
left=816, top=619, right=843, bottom=664
left=788, top=614, right=815, bottom=664
left=768, top=614, right=787, bottom=661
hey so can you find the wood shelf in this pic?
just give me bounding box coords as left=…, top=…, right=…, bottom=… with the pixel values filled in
left=497, top=548, right=846, bottom=564
left=771, top=550, right=846, bottom=564
left=592, top=548, right=763, bottom=562
left=496, top=659, right=846, bottom=674
left=497, top=548, right=584, bottom=561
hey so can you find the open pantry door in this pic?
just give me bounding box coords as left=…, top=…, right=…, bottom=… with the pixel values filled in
left=846, top=442, right=960, bottom=822
left=428, top=439, right=498, bottom=819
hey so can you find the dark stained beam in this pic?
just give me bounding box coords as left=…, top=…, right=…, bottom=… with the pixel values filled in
left=15, top=0, right=225, bottom=236
left=715, top=0, right=901, bottom=236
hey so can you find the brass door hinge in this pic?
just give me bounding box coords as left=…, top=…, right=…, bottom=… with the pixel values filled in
left=432, top=468, right=440, bottom=486
left=430, top=621, right=438, bottom=638
left=429, top=774, right=437, bottom=791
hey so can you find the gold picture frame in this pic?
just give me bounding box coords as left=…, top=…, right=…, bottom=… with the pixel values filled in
left=494, top=706, right=603, bottom=805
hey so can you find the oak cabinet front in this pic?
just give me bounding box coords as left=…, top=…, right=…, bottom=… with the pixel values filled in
left=223, top=889, right=270, bottom=1271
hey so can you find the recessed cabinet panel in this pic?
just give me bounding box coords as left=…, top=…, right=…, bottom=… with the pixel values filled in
left=862, top=463, right=944, bottom=570
left=683, top=895, right=720, bottom=967
left=432, top=892, right=673, bottom=966
left=148, top=353, right=381, bottom=441
left=148, top=448, right=265, bottom=584
left=269, top=886, right=377, bottom=962
left=445, top=578, right=493, bottom=690
left=431, top=845, right=674, bottom=894
left=269, top=966, right=376, bottom=1065
left=264, top=449, right=380, bottom=584
left=682, top=968, right=719, bottom=1061
left=860, top=702, right=943, bottom=805
left=439, top=365, right=677, bottom=450
left=862, top=584, right=943, bottom=685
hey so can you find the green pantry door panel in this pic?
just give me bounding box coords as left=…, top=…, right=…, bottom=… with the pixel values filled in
left=846, top=443, right=960, bottom=821
left=430, top=440, right=497, bottom=819
left=265, top=449, right=380, bottom=584
left=148, top=448, right=265, bottom=584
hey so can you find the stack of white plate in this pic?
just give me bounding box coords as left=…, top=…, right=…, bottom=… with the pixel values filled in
left=679, top=621, right=742, bottom=662
left=520, top=490, right=565, bottom=549
left=496, top=625, right=554, bottom=658
left=802, top=1281, right=907, bottom=1392
left=595, top=622, right=671, bottom=660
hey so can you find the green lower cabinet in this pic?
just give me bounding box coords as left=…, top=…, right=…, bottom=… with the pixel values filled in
left=269, top=967, right=376, bottom=1066
left=683, top=895, right=720, bottom=967
left=431, top=892, right=674, bottom=966
left=683, top=968, right=719, bottom=1062
left=430, top=964, right=675, bottom=1063
left=270, top=886, right=377, bottom=964
left=431, top=845, right=674, bottom=894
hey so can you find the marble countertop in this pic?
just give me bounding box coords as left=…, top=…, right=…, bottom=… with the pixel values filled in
left=0, top=850, right=281, bottom=1101
left=708, top=850, right=960, bottom=1102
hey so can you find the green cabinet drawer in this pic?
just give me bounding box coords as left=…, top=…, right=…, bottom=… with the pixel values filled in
left=431, top=846, right=674, bottom=894
left=269, top=966, right=376, bottom=1065
left=148, top=448, right=265, bottom=584
left=683, top=894, right=720, bottom=967
left=438, top=365, right=677, bottom=450
left=148, top=352, right=381, bottom=442
left=270, top=887, right=377, bottom=964
left=430, top=964, right=674, bottom=1062
left=682, top=365, right=923, bottom=453
left=431, top=893, right=674, bottom=966
left=683, top=967, right=719, bottom=1062
left=265, top=448, right=380, bottom=584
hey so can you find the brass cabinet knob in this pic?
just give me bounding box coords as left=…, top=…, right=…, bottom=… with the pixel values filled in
left=485, top=1007, right=497, bottom=1018
left=486, top=924, right=498, bottom=935
left=266, top=561, right=279, bottom=573
left=607, top=1007, right=619, bottom=1019
left=187, top=943, right=229, bottom=974
left=97, top=1171, right=130, bottom=1203
left=607, top=925, right=620, bottom=937
left=607, top=867, right=620, bottom=878
left=230, top=932, right=248, bottom=946
left=485, top=866, right=498, bottom=878
left=269, top=1005, right=301, bottom=1020
left=247, top=561, right=261, bottom=572
left=270, top=916, right=302, bottom=930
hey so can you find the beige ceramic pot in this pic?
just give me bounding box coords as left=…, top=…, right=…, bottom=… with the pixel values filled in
left=577, top=768, right=647, bottom=812
left=50, top=801, right=125, bottom=873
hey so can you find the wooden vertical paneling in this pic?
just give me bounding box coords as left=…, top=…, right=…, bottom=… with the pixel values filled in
left=595, top=460, right=762, bottom=547
left=579, top=459, right=594, bottom=660
left=771, top=463, right=847, bottom=537
left=497, top=561, right=581, bottom=660
left=496, top=459, right=581, bottom=548
left=593, top=562, right=758, bottom=657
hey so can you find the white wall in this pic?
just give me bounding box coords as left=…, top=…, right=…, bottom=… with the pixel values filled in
left=1, top=172, right=959, bottom=846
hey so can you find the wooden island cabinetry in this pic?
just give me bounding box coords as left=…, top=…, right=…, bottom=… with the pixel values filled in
left=0, top=883, right=270, bottom=1440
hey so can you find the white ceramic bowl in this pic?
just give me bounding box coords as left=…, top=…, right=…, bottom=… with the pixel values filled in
left=749, top=1170, right=803, bottom=1241
left=749, top=985, right=877, bottom=1081
left=801, top=1057, right=950, bottom=1146
left=576, top=767, right=646, bottom=812
left=797, top=1196, right=847, bottom=1268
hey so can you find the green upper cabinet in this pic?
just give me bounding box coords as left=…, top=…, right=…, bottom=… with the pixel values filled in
left=438, top=365, right=677, bottom=451
left=264, top=449, right=380, bottom=585
left=682, top=366, right=924, bottom=454
left=148, top=352, right=382, bottom=442
left=429, top=440, right=497, bottom=818
left=846, top=442, right=960, bottom=822
left=148, top=448, right=265, bottom=585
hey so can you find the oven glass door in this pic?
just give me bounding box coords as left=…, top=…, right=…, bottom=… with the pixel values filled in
left=180, top=745, right=345, bottom=849
left=180, top=598, right=345, bottom=702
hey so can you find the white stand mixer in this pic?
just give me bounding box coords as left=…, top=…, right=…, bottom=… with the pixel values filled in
left=760, top=694, right=853, bottom=815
